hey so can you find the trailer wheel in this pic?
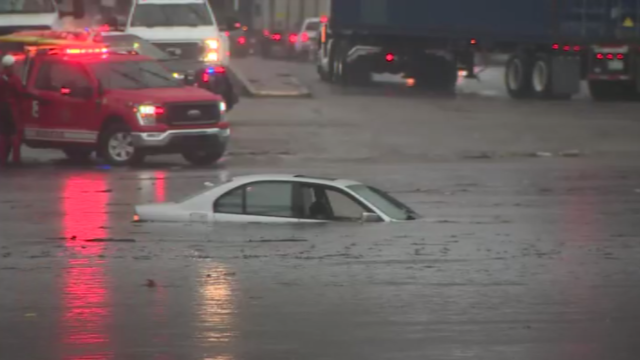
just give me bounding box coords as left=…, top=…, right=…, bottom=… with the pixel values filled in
left=505, top=53, right=533, bottom=99
left=588, top=80, right=637, bottom=101
left=531, top=54, right=572, bottom=100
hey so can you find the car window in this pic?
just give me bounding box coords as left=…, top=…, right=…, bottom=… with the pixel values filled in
left=325, top=189, right=366, bottom=220
left=35, top=61, right=90, bottom=92
left=245, top=182, right=294, bottom=217
left=214, top=187, right=243, bottom=214
left=301, top=184, right=367, bottom=221
left=346, top=184, right=419, bottom=221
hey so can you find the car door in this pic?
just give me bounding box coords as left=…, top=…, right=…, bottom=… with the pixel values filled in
left=23, top=60, right=62, bottom=139
left=212, top=181, right=300, bottom=223
left=25, top=60, right=97, bottom=143
left=46, top=61, right=98, bottom=142
left=298, top=183, right=376, bottom=223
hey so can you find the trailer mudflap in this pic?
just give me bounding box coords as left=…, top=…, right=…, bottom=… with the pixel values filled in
left=552, top=56, right=581, bottom=95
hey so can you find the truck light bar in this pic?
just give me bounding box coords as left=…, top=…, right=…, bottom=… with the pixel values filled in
left=65, top=47, right=108, bottom=54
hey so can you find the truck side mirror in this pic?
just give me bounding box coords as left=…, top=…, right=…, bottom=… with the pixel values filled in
left=72, top=0, right=85, bottom=19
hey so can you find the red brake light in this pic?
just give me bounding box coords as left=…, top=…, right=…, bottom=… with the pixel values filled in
left=272, top=33, right=281, bottom=41
left=617, top=53, right=625, bottom=60
left=606, top=53, right=614, bottom=59
left=320, top=16, right=328, bottom=23
left=301, top=32, right=309, bottom=42
left=235, top=22, right=241, bottom=28
left=224, top=31, right=229, bottom=36
left=289, top=34, right=297, bottom=43
left=470, top=38, right=477, bottom=45
left=552, top=43, right=559, bottom=49
left=563, top=45, right=570, bottom=51
left=385, top=53, right=395, bottom=62
left=263, top=29, right=270, bottom=36
left=202, top=73, right=210, bottom=82
left=596, top=53, right=604, bottom=59
left=573, top=45, right=581, bottom=51
left=60, top=87, right=70, bottom=95
left=238, top=36, right=246, bottom=44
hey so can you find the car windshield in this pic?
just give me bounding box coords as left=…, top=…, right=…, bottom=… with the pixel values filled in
left=101, top=34, right=171, bottom=60
left=347, top=184, right=420, bottom=221
left=88, top=60, right=182, bottom=90
left=0, top=0, right=55, bottom=13
left=130, top=3, right=214, bottom=27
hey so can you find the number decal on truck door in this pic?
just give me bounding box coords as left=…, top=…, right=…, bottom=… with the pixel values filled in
left=32, top=100, right=39, bottom=119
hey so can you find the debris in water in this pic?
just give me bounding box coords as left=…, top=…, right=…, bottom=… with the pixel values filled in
left=145, top=279, right=157, bottom=288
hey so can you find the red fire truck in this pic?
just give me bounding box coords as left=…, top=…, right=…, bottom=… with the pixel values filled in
left=0, top=33, right=229, bottom=166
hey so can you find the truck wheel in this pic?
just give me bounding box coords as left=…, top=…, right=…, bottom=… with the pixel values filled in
left=531, top=54, right=572, bottom=100
left=505, top=53, right=534, bottom=99
left=413, top=56, right=457, bottom=93
left=588, top=80, right=637, bottom=101
left=99, top=124, right=145, bottom=166
left=181, top=138, right=225, bottom=166
left=62, top=148, right=93, bottom=163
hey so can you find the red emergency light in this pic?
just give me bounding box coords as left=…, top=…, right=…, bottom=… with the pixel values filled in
left=385, top=53, right=395, bottom=62
left=64, top=47, right=108, bottom=54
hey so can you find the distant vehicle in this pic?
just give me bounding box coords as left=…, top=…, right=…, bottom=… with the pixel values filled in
left=292, top=17, right=320, bottom=60
left=134, top=174, right=420, bottom=223
left=99, top=31, right=238, bottom=110
left=225, top=28, right=250, bottom=58
left=0, top=0, right=85, bottom=35
left=124, top=0, right=231, bottom=66
left=318, top=0, right=640, bottom=101
left=0, top=34, right=230, bottom=167
left=251, top=0, right=329, bottom=59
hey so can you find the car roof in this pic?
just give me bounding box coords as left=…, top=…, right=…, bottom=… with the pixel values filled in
left=232, top=174, right=363, bottom=187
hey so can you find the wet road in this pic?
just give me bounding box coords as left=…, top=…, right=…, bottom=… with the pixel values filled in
left=3, top=60, right=640, bottom=360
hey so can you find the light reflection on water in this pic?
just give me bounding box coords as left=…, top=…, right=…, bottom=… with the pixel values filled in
left=60, top=175, right=112, bottom=360
left=198, top=263, right=237, bottom=359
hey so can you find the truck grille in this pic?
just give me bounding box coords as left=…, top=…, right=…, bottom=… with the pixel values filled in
left=164, top=102, right=221, bottom=125
left=152, top=42, right=204, bottom=60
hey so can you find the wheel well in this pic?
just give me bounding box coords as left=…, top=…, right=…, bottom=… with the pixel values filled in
left=99, top=115, right=126, bottom=141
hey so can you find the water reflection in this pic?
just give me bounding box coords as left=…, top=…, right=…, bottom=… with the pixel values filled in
left=198, top=263, right=236, bottom=358
left=60, top=175, right=112, bottom=360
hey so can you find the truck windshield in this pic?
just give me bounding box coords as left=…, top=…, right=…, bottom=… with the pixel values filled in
left=0, top=0, right=55, bottom=13
left=130, top=3, right=214, bottom=27
left=88, top=60, right=182, bottom=90
left=101, top=34, right=171, bottom=60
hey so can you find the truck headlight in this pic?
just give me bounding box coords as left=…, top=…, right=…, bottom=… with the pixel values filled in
left=135, top=104, right=164, bottom=126
left=219, top=101, right=227, bottom=113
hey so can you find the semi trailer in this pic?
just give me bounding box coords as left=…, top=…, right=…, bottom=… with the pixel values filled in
left=317, top=0, right=640, bottom=101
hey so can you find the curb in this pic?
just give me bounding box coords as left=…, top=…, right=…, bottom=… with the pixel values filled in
left=228, top=63, right=312, bottom=98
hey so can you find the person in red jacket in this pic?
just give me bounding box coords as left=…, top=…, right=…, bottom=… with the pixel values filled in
left=0, top=54, right=25, bottom=166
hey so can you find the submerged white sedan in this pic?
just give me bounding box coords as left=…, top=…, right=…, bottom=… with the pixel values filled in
left=134, top=174, right=420, bottom=223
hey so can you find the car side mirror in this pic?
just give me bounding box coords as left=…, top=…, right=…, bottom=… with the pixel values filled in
left=361, top=212, right=382, bottom=223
